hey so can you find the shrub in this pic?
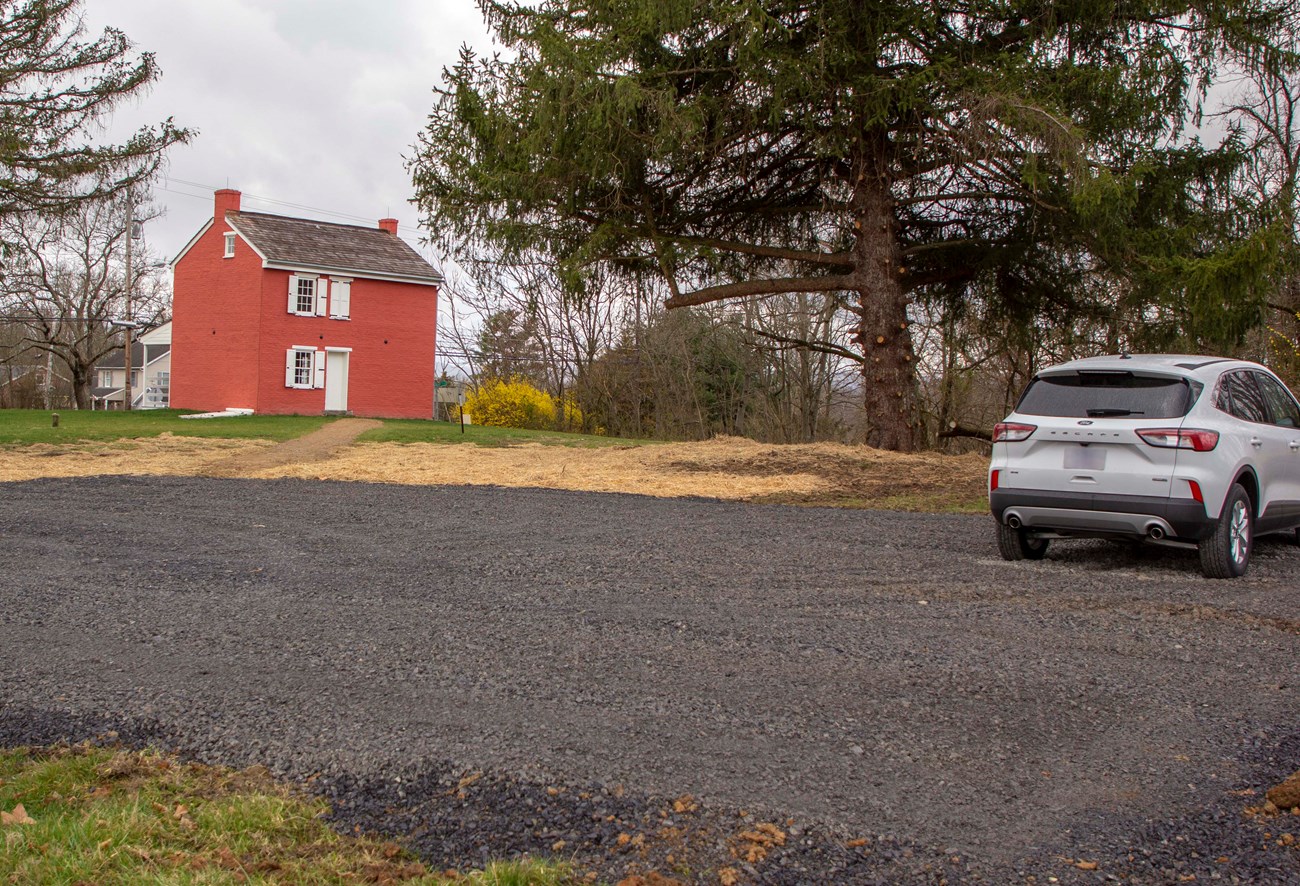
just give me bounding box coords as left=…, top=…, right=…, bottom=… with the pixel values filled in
left=463, top=377, right=583, bottom=431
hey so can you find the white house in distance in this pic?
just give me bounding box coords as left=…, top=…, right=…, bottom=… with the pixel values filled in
left=91, top=321, right=173, bottom=409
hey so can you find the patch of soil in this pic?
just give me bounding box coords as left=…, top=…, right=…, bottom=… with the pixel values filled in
left=662, top=438, right=989, bottom=511
left=203, top=417, right=382, bottom=476
left=1268, top=771, right=1300, bottom=811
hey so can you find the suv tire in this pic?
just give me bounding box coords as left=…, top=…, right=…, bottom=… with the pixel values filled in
left=1199, top=484, right=1252, bottom=579
left=996, top=521, right=1050, bottom=561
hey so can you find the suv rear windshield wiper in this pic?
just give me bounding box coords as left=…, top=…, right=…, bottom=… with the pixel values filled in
left=1085, top=408, right=1145, bottom=416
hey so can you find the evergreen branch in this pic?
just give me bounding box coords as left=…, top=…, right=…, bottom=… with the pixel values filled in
left=666, top=275, right=854, bottom=308
left=640, top=190, right=683, bottom=303
left=894, top=190, right=1029, bottom=207
left=667, top=235, right=852, bottom=267
left=902, top=266, right=977, bottom=292
left=901, top=238, right=983, bottom=257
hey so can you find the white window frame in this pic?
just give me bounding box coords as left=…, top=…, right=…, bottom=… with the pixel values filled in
left=223, top=232, right=236, bottom=258
left=286, top=346, right=318, bottom=389
left=289, top=274, right=318, bottom=316
left=99, top=370, right=114, bottom=388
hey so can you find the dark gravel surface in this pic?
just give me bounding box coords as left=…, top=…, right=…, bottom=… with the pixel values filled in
left=1, top=475, right=1297, bottom=883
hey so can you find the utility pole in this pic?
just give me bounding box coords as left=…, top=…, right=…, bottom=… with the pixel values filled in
left=123, top=192, right=134, bottom=411
left=633, top=276, right=643, bottom=434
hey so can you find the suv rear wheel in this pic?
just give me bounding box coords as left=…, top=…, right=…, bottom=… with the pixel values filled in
left=996, top=521, right=1050, bottom=561
left=1199, top=484, right=1252, bottom=579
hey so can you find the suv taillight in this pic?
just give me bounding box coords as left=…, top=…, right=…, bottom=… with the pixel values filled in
left=1136, top=428, right=1220, bottom=451
left=993, top=422, right=1037, bottom=443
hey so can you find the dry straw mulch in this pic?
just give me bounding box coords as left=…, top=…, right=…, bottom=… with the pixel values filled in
left=0, top=430, right=989, bottom=510
left=0, top=435, right=272, bottom=483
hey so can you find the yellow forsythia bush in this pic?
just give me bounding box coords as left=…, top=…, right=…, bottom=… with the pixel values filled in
left=463, top=377, right=583, bottom=431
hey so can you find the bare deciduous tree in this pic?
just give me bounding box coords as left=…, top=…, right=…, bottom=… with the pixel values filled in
left=1, top=190, right=168, bottom=408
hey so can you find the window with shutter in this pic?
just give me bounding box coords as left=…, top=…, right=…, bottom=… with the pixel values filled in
left=286, top=347, right=316, bottom=388
left=330, top=280, right=351, bottom=319
left=223, top=232, right=235, bottom=258
left=316, top=278, right=329, bottom=316
left=288, top=275, right=318, bottom=315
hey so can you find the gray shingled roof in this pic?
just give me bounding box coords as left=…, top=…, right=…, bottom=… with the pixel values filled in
left=227, top=212, right=442, bottom=283
left=95, top=342, right=149, bottom=370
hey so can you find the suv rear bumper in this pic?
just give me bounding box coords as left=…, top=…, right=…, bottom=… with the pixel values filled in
left=990, top=490, right=1215, bottom=541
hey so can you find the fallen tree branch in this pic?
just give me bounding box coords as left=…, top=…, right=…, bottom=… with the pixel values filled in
left=938, top=423, right=993, bottom=443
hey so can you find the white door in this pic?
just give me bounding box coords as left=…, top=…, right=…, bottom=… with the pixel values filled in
left=324, top=350, right=349, bottom=412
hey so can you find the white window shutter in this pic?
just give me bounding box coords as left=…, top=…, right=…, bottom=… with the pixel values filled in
left=333, top=280, right=351, bottom=319
left=316, top=278, right=329, bottom=316
left=314, top=350, right=326, bottom=388
left=288, top=274, right=300, bottom=313
left=285, top=349, right=296, bottom=387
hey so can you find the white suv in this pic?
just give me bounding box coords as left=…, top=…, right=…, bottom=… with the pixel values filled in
left=989, top=354, right=1300, bottom=578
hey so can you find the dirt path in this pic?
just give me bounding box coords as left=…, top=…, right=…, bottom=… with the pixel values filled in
left=201, top=417, right=382, bottom=477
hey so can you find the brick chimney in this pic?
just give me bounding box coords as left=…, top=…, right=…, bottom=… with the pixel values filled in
left=378, top=218, right=398, bottom=235
left=215, top=189, right=241, bottom=221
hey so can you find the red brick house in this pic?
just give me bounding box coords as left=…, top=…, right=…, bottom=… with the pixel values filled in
left=170, top=189, right=442, bottom=418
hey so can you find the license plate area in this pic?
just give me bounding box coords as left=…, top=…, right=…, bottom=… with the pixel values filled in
left=1064, top=445, right=1106, bottom=470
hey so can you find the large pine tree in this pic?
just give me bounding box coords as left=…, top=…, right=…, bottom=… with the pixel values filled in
left=0, top=0, right=188, bottom=219
left=413, top=0, right=1290, bottom=449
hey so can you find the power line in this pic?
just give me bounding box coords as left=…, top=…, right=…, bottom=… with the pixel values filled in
left=160, top=176, right=424, bottom=233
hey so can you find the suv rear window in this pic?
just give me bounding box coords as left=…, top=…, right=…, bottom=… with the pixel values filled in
left=1017, top=372, right=1196, bottom=418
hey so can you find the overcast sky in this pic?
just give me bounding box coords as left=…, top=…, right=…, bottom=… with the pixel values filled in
left=84, top=0, right=493, bottom=267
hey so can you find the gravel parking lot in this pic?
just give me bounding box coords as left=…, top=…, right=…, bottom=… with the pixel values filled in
left=1, top=475, right=1298, bottom=882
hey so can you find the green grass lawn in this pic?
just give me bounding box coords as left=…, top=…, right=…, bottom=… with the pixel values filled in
left=0, top=409, right=332, bottom=445
left=0, top=745, right=581, bottom=885
left=0, top=409, right=646, bottom=449
left=360, top=418, right=656, bottom=448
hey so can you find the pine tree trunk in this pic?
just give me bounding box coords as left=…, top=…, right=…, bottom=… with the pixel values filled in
left=850, top=152, right=919, bottom=452
left=857, top=289, right=919, bottom=450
